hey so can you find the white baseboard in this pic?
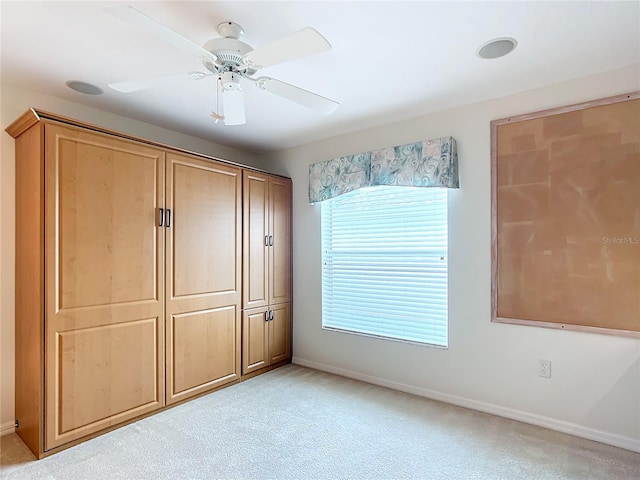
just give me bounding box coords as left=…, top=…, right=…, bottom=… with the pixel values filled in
left=1, top=420, right=16, bottom=436
left=292, top=356, right=640, bottom=453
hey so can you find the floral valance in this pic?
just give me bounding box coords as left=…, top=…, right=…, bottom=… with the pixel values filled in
left=308, top=137, right=459, bottom=203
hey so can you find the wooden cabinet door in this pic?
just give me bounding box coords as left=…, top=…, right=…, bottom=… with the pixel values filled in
left=243, top=171, right=269, bottom=309
left=269, top=303, right=291, bottom=365
left=165, top=153, right=241, bottom=404
left=44, top=124, right=165, bottom=450
left=242, top=307, right=269, bottom=374
left=268, top=177, right=292, bottom=305
left=242, top=304, right=290, bottom=375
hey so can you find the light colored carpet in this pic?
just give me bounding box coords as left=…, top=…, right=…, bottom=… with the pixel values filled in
left=1, top=364, right=638, bottom=480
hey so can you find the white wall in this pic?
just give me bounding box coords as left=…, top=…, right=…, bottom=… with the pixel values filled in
left=0, top=83, right=264, bottom=433
left=2, top=67, right=638, bottom=450
left=262, top=64, right=640, bottom=452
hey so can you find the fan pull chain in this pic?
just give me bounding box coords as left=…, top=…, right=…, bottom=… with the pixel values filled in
left=210, top=77, right=225, bottom=124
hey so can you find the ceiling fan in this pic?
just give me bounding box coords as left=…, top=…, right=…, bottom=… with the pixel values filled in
left=105, top=6, right=339, bottom=125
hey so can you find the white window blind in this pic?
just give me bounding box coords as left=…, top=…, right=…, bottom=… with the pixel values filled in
left=321, top=186, right=448, bottom=347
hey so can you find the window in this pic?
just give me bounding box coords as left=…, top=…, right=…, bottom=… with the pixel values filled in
left=321, top=186, right=448, bottom=347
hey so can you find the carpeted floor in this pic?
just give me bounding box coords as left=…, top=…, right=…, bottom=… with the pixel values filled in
left=1, top=364, right=638, bottom=479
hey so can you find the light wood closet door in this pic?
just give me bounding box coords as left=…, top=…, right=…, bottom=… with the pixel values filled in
left=44, top=124, right=165, bottom=450
left=242, top=171, right=269, bottom=309
left=269, top=303, right=291, bottom=365
left=269, top=177, right=292, bottom=305
left=165, top=153, right=242, bottom=404
left=242, top=303, right=290, bottom=374
left=242, top=307, right=269, bottom=374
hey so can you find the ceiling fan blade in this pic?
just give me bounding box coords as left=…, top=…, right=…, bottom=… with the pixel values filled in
left=222, top=88, right=246, bottom=125
left=244, top=28, right=330, bottom=69
left=255, top=77, right=339, bottom=115
left=105, top=6, right=216, bottom=62
left=109, top=72, right=206, bottom=93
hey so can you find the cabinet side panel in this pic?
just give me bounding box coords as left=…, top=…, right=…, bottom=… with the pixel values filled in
left=15, top=123, right=45, bottom=457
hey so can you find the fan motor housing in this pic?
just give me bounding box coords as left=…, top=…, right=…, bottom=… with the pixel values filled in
left=204, top=38, right=252, bottom=61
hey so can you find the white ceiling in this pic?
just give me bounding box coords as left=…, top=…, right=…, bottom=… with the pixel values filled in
left=1, top=1, right=639, bottom=154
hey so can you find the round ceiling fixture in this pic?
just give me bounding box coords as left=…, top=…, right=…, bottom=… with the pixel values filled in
left=66, top=80, right=104, bottom=95
left=477, top=37, right=517, bottom=59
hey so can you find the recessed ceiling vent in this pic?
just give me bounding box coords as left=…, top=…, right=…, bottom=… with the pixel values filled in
left=477, top=37, right=517, bottom=59
left=66, top=80, right=104, bottom=95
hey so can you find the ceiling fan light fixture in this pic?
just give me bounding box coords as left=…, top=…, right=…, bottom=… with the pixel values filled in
left=477, top=37, right=517, bottom=59
left=222, top=88, right=246, bottom=125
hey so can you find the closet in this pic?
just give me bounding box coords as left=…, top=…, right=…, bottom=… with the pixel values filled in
left=164, top=151, right=242, bottom=405
left=242, top=172, right=291, bottom=374
left=7, top=109, right=290, bottom=458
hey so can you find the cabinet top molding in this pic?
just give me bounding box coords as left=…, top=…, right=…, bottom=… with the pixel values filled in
left=6, top=108, right=290, bottom=180
left=5, top=108, right=42, bottom=138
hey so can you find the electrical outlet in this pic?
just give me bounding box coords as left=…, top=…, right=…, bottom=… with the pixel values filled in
left=539, top=359, right=551, bottom=378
